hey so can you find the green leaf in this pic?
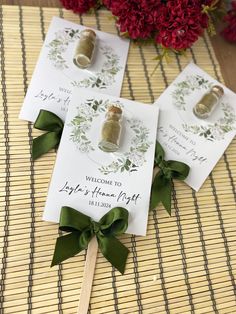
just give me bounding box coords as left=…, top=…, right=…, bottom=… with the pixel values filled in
left=126, top=159, right=131, bottom=166
left=124, top=165, right=129, bottom=171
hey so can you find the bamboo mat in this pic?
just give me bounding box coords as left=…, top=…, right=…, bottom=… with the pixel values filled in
left=0, top=4, right=236, bottom=314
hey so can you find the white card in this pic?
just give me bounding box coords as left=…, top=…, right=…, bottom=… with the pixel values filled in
left=155, top=63, right=236, bottom=191
left=43, top=89, right=159, bottom=236
left=19, top=17, right=129, bottom=122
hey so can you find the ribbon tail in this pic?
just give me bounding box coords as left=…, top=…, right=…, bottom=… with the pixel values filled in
left=160, top=182, right=172, bottom=215
left=51, top=232, right=85, bottom=267
left=32, top=131, right=61, bottom=160
left=150, top=173, right=172, bottom=215
left=98, top=235, right=129, bottom=274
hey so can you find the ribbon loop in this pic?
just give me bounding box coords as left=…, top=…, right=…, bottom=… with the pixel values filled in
left=34, top=109, right=64, bottom=132
left=99, top=206, right=129, bottom=236
left=150, top=141, right=190, bottom=215
left=51, top=207, right=129, bottom=274
left=32, top=110, right=64, bottom=160
left=59, top=206, right=91, bottom=232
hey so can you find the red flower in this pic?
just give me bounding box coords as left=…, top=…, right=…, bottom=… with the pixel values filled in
left=105, top=0, right=163, bottom=39
left=103, top=0, right=112, bottom=9
left=60, top=0, right=98, bottom=14
left=60, top=0, right=216, bottom=51
left=155, top=0, right=209, bottom=50
left=221, top=1, right=236, bottom=43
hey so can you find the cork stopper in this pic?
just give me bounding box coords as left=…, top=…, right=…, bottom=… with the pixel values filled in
left=81, top=29, right=96, bottom=41
left=108, top=106, right=122, bottom=114
left=211, top=85, right=224, bottom=98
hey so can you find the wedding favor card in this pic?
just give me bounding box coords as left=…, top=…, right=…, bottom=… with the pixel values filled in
left=155, top=63, right=236, bottom=191
left=19, top=17, right=129, bottom=122
left=43, top=89, right=159, bottom=236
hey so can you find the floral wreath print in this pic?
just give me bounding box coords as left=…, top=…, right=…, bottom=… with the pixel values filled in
left=47, top=28, right=122, bottom=89
left=69, top=98, right=152, bottom=175
left=172, top=74, right=236, bottom=141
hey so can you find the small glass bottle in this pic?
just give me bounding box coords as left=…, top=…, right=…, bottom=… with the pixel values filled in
left=193, top=85, right=224, bottom=119
left=73, top=29, right=96, bottom=69
left=98, top=105, right=122, bottom=153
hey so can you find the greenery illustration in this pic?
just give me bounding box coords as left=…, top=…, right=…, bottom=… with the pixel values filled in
left=72, top=46, right=122, bottom=89
left=69, top=99, right=152, bottom=174
left=172, top=74, right=212, bottom=111
left=69, top=98, right=109, bottom=153
left=99, top=118, right=152, bottom=175
left=47, top=28, right=122, bottom=89
left=182, top=103, right=236, bottom=141
left=172, top=74, right=236, bottom=141
left=47, top=28, right=80, bottom=70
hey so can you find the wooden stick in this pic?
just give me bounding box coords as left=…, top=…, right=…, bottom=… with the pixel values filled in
left=77, top=237, right=98, bottom=314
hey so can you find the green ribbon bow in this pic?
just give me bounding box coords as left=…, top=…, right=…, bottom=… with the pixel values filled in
left=51, top=206, right=129, bottom=274
left=32, top=110, right=64, bottom=160
left=150, top=141, right=190, bottom=215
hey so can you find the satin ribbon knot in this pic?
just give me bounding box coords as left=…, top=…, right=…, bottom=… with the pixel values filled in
left=91, top=220, right=100, bottom=234
left=32, top=110, right=64, bottom=160
left=150, top=141, right=190, bottom=215
left=158, top=160, right=173, bottom=179
left=51, top=206, right=129, bottom=274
